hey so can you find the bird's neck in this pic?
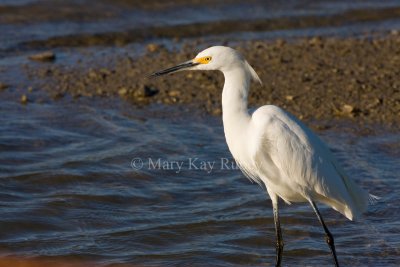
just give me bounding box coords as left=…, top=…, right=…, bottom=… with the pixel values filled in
left=222, top=66, right=251, bottom=122
left=221, top=66, right=251, bottom=159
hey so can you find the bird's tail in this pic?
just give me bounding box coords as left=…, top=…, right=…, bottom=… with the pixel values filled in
left=327, top=157, right=374, bottom=221
left=341, top=174, right=370, bottom=221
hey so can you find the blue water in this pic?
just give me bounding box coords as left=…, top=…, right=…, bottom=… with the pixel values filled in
left=2, top=0, right=400, bottom=51
left=0, top=98, right=398, bottom=266
left=0, top=0, right=400, bottom=266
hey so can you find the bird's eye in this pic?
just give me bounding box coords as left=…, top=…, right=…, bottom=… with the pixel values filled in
left=195, top=56, right=212, bottom=64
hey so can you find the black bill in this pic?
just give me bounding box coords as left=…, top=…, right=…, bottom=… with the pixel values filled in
left=150, top=61, right=199, bottom=77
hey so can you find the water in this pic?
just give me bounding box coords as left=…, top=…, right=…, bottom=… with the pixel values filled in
left=1, top=0, right=400, bottom=266
left=2, top=0, right=400, bottom=52
left=0, top=98, right=398, bottom=266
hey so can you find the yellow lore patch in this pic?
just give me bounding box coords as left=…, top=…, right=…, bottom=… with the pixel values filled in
left=194, top=56, right=212, bottom=64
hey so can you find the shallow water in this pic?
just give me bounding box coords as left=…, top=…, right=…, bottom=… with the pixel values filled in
left=0, top=98, right=398, bottom=266
left=2, top=0, right=400, bottom=52
left=1, top=0, right=400, bottom=265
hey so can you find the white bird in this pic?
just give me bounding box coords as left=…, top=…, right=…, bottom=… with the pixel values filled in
left=151, top=46, right=373, bottom=267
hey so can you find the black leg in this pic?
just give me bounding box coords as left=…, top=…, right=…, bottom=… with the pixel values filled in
left=309, top=200, right=340, bottom=267
left=272, top=199, right=284, bottom=267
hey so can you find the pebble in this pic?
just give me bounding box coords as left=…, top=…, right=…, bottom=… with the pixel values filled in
left=342, top=104, right=354, bottom=114
left=0, top=82, right=8, bottom=90
left=118, top=87, right=128, bottom=96
left=99, top=68, right=111, bottom=76
left=88, top=70, right=98, bottom=79
left=51, top=92, right=64, bottom=100
left=20, top=94, right=28, bottom=104
left=280, top=55, right=291, bottom=63
left=133, top=85, right=158, bottom=98
left=28, top=51, right=56, bottom=62
left=146, top=43, right=162, bottom=53
left=168, top=90, right=180, bottom=97
left=143, top=85, right=158, bottom=97
left=96, top=88, right=104, bottom=95
left=308, top=37, right=322, bottom=46
left=212, top=107, right=222, bottom=115
left=275, top=39, right=286, bottom=48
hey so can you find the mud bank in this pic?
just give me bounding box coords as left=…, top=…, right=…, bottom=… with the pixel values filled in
left=21, top=34, right=400, bottom=130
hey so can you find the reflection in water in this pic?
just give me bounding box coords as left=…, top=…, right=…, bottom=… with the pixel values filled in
left=0, top=99, right=399, bottom=266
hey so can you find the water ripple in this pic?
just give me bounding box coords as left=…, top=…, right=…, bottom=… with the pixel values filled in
left=0, top=99, right=398, bottom=266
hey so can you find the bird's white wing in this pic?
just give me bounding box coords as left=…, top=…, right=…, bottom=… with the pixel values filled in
left=250, top=105, right=369, bottom=220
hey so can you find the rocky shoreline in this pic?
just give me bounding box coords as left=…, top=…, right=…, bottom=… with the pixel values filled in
left=19, top=34, right=399, bottom=130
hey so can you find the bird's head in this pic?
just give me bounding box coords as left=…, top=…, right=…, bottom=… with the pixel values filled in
left=150, top=46, right=262, bottom=84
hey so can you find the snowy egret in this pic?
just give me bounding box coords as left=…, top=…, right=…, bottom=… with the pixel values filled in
left=151, top=46, right=373, bottom=267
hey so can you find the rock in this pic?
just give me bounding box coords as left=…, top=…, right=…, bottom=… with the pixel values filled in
left=51, top=92, right=64, bottom=100
left=280, top=55, right=291, bottom=63
left=309, top=37, right=322, bottom=46
left=168, top=90, right=180, bottom=97
left=146, top=43, right=162, bottom=53
left=342, top=104, right=354, bottom=114
left=96, top=88, right=104, bottom=95
left=20, top=94, right=28, bottom=104
left=275, top=39, right=286, bottom=47
left=143, top=85, right=158, bottom=97
left=367, top=97, right=382, bottom=109
left=301, top=74, right=312, bottom=82
left=212, top=107, right=222, bottom=115
left=118, top=87, right=128, bottom=96
left=99, top=68, right=111, bottom=77
left=133, top=85, right=158, bottom=98
left=88, top=70, right=98, bottom=79
left=28, top=51, right=56, bottom=62
left=285, top=95, right=294, bottom=101
left=340, top=104, right=361, bottom=117
left=0, top=82, right=8, bottom=90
